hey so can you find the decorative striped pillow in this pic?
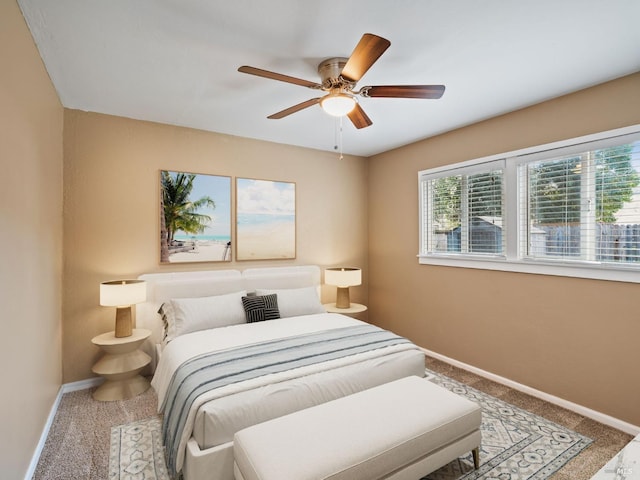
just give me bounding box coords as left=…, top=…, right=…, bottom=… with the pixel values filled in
left=241, top=294, right=280, bottom=323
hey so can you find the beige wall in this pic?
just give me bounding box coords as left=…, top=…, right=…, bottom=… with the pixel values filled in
left=0, top=1, right=64, bottom=478
left=63, top=111, right=369, bottom=382
left=369, top=72, right=640, bottom=426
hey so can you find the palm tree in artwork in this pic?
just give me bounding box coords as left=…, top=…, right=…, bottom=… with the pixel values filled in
left=161, top=171, right=216, bottom=248
left=160, top=192, right=170, bottom=263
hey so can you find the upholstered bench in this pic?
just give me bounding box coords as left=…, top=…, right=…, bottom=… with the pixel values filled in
left=233, top=375, right=482, bottom=480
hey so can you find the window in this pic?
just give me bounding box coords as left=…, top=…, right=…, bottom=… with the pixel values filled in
left=519, top=143, right=640, bottom=264
left=421, top=161, right=505, bottom=257
left=419, top=126, right=640, bottom=283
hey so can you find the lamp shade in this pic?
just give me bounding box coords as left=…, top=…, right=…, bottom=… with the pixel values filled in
left=325, top=267, right=362, bottom=287
left=100, top=280, right=146, bottom=307
left=320, top=93, right=356, bottom=117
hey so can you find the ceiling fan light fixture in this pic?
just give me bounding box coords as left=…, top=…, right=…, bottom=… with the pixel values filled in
left=320, top=93, right=356, bottom=117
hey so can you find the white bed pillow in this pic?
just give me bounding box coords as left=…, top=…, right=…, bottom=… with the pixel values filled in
left=164, top=290, right=247, bottom=341
left=255, top=286, right=325, bottom=318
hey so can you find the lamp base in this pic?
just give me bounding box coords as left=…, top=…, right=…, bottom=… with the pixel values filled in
left=114, top=306, right=133, bottom=338
left=335, top=287, right=351, bottom=309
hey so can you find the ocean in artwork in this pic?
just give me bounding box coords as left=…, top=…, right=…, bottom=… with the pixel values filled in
left=237, top=213, right=295, bottom=227
left=173, top=234, right=231, bottom=243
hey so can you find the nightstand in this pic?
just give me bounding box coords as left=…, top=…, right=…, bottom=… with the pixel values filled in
left=91, top=328, right=151, bottom=401
left=323, top=303, right=367, bottom=314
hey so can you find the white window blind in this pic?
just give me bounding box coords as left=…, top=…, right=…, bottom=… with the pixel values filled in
left=519, top=139, right=640, bottom=266
left=420, top=161, right=505, bottom=257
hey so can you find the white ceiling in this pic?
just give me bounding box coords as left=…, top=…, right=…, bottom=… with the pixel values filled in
left=18, top=0, right=640, bottom=157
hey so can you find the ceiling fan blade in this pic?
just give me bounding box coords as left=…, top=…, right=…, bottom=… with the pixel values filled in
left=238, top=66, right=322, bottom=89
left=340, top=33, right=391, bottom=83
left=347, top=103, right=373, bottom=129
left=267, top=98, right=321, bottom=119
left=361, top=85, right=446, bottom=99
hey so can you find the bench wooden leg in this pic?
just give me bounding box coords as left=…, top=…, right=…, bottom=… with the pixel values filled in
left=472, top=447, right=480, bottom=469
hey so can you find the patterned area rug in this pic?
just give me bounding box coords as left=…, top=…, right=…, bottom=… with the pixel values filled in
left=109, top=417, right=169, bottom=480
left=108, top=373, right=592, bottom=480
left=423, top=370, right=593, bottom=479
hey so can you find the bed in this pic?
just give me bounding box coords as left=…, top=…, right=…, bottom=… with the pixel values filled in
left=137, top=266, right=426, bottom=480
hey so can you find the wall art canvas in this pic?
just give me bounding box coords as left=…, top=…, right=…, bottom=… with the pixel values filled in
left=160, top=170, right=232, bottom=263
left=236, top=178, right=296, bottom=260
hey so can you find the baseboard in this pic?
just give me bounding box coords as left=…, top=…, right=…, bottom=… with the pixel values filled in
left=25, top=377, right=102, bottom=480
left=422, top=347, right=640, bottom=436
left=24, top=387, right=63, bottom=480
left=62, top=376, right=103, bottom=393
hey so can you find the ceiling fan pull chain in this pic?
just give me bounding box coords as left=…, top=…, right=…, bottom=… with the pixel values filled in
left=340, top=116, right=344, bottom=160
left=334, top=117, right=344, bottom=160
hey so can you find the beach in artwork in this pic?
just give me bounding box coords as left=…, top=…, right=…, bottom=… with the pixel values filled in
left=168, top=236, right=232, bottom=262
left=236, top=213, right=295, bottom=260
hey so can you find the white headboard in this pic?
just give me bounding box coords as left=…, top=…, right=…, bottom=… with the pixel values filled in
left=242, top=266, right=320, bottom=291
left=136, top=265, right=321, bottom=363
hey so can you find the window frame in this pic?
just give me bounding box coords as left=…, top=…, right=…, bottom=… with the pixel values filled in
left=418, top=124, right=640, bottom=284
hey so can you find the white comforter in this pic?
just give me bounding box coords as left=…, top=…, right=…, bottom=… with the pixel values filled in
left=152, top=313, right=361, bottom=406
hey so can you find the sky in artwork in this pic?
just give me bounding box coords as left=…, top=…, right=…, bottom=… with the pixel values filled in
left=236, top=178, right=295, bottom=216
left=167, top=171, right=231, bottom=236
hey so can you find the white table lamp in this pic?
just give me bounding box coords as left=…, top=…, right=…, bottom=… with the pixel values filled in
left=325, top=267, right=361, bottom=309
left=100, top=280, right=146, bottom=337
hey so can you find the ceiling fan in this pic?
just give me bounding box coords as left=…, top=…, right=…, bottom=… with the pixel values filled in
left=238, top=33, right=445, bottom=129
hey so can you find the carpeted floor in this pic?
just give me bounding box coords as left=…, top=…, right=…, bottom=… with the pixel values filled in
left=33, top=384, right=157, bottom=479
left=424, top=368, right=593, bottom=479
left=33, top=357, right=633, bottom=479
left=426, top=357, right=633, bottom=480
